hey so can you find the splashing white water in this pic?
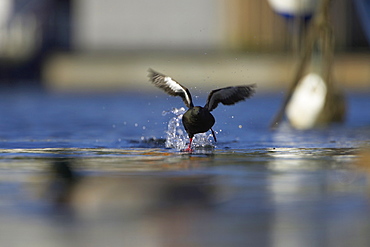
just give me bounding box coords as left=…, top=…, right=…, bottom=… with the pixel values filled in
left=164, top=107, right=215, bottom=151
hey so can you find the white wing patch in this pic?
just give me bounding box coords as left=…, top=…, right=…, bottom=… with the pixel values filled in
left=164, top=77, right=183, bottom=92
left=164, top=76, right=191, bottom=106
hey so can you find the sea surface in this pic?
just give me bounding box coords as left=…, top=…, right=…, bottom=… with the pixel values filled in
left=0, top=89, right=370, bottom=247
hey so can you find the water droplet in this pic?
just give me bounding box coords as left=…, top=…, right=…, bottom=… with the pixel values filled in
left=164, top=107, right=213, bottom=150
left=134, top=123, right=138, bottom=127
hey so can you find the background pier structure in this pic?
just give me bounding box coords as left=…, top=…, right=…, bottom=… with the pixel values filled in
left=0, top=0, right=368, bottom=92
left=269, top=0, right=346, bottom=129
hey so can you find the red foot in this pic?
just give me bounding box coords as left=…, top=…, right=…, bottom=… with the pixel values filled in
left=182, top=138, right=193, bottom=152
left=183, top=147, right=193, bottom=153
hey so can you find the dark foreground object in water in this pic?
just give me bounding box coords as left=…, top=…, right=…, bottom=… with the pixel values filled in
left=148, top=69, right=256, bottom=151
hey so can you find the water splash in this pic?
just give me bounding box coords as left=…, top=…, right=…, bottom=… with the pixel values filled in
left=164, top=107, right=215, bottom=151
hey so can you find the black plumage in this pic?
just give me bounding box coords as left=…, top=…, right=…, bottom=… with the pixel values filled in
left=148, top=69, right=255, bottom=151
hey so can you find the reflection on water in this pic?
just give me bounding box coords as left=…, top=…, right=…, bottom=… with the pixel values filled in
left=0, top=92, right=369, bottom=246
left=0, top=147, right=369, bottom=246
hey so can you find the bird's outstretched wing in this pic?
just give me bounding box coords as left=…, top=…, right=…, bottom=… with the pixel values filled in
left=205, top=85, right=256, bottom=112
left=148, top=69, right=194, bottom=108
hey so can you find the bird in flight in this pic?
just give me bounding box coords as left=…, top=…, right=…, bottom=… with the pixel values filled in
left=148, top=69, right=256, bottom=152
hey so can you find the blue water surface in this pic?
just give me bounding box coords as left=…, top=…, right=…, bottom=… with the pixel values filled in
left=0, top=90, right=368, bottom=150
left=0, top=89, right=370, bottom=247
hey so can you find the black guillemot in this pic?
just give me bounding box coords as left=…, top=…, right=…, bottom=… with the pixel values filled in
left=148, top=69, right=255, bottom=152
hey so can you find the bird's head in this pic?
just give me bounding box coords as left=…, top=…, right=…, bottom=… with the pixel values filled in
left=191, top=106, right=202, bottom=116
